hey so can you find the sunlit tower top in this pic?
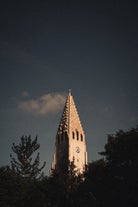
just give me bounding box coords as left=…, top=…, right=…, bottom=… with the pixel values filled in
left=51, top=91, right=88, bottom=174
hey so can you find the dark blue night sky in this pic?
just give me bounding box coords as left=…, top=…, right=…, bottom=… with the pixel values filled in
left=0, top=0, right=138, bottom=175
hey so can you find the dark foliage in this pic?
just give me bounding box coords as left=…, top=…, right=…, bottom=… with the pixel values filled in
left=10, top=135, right=46, bottom=180
left=99, top=126, right=138, bottom=207
left=0, top=126, right=138, bottom=207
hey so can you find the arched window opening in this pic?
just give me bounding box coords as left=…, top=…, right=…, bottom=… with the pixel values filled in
left=81, top=134, right=83, bottom=142
left=76, top=130, right=79, bottom=140
left=72, top=131, right=75, bottom=139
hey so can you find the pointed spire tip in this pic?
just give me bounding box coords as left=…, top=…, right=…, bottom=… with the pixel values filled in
left=68, top=89, right=72, bottom=95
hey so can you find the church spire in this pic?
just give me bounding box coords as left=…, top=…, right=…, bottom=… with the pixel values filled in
left=57, top=91, right=84, bottom=136
left=51, top=91, right=88, bottom=174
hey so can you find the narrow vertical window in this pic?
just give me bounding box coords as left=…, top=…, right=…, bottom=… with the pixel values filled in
left=81, top=134, right=83, bottom=141
left=76, top=131, right=79, bottom=140
left=72, top=131, right=75, bottom=139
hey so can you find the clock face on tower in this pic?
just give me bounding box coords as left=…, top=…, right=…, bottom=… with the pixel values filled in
left=76, top=146, right=80, bottom=153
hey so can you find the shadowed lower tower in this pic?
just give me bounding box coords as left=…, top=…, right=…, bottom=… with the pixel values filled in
left=51, top=91, right=88, bottom=174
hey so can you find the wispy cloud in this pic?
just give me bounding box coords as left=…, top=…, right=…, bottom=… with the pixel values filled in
left=18, top=93, right=66, bottom=116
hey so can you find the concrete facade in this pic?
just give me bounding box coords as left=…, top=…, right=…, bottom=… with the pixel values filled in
left=51, top=91, right=88, bottom=173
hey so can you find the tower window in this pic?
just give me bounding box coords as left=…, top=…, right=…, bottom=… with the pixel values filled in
left=72, top=131, right=75, bottom=139
left=81, top=134, right=83, bottom=142
left=76, top=131, right=79, bottom=140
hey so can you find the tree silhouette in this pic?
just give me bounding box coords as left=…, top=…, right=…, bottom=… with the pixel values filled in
left=10, top=135, right=46, bottom=180
left=99, top=126, right=138, bottom=207
left=1, top=126, right=137, bottom=207
left=100, top=126, right=138, bottom=178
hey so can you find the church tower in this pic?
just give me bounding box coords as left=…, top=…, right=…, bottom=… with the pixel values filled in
left=51, top=91, right=88, bottom=174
